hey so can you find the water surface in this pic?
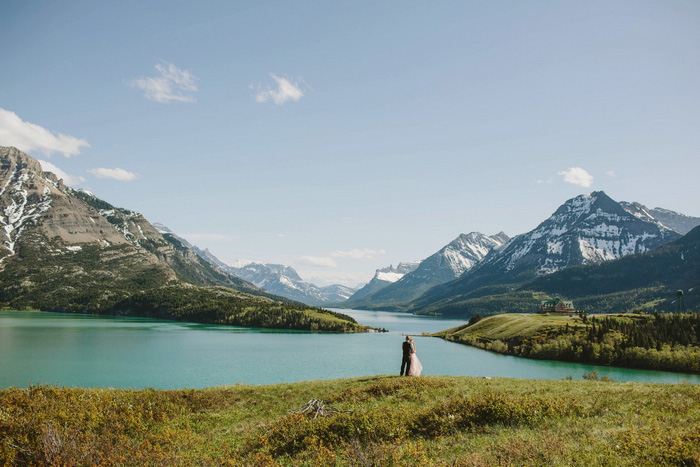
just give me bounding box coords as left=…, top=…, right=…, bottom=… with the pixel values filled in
left=1, top=309, right=698, bottom=389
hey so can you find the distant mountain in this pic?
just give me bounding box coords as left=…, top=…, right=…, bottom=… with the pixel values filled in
left=225, top=262, right=361, bottom=306
left=345, top=232, right=509, bottom=309
left=620, top=201, right=700, bottom=235
left=347, top=262, right=421, bottom=301
left=320, top=284, right=358, bottom=303
left=412, top=191, right=681, bottom=314
left=152, top=230, right=358, bottom=307
left=0, top=147, right=361, bottom=332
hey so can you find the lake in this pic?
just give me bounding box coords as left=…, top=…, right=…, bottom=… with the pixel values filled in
left=1, top=309, right=698, bottom=389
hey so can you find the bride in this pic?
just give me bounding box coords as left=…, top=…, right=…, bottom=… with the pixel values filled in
left=408, top=337, right=423, bottom=376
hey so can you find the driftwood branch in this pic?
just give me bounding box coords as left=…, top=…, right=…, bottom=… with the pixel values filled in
left=290, top=399, right=353, bottom=419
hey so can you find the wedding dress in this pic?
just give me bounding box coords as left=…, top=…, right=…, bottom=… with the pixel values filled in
left=408, top=352, right=422, bottom=376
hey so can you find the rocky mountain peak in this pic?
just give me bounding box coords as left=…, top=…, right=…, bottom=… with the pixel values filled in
left=1, top=146, right=44, bottom=176
left=478, top=191, right=680, bottom=277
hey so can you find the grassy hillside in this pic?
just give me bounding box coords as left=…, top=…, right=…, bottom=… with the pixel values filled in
left=2, top=376, right=699, bottom=466
left=436, top=313, right=700, bottom=373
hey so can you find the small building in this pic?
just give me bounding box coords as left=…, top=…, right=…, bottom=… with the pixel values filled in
left=540, top=298, right=575, bottom=313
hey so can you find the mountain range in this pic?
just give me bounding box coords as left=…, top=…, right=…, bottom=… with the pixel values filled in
left=3, top=145, right=698, bottom=323
left=152, top=222, right=359, bottom=307
left=345, top=232, right=509, bottom=309
left=408, top=191, right=695, bottom=316
left=0, top=147, right=362, bottom=332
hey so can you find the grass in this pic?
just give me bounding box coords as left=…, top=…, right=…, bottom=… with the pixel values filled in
left=2, top=375, right=700, bottom=465
left=435, top=313, right=584, bottom=342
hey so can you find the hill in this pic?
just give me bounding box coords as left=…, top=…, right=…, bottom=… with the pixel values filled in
left=435, top=312, right=700, bottom=373
left=0, top=147, right=363, bottom=332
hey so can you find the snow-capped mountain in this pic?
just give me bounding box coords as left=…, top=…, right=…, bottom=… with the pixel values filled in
left=347, top=262, right=421, bottom=301
left=620, top=201, right=700, bottom=235
left=320, top=284, right=359, bottom=303
left=223, top=262, right=358, bottom=306
left=413, top=191, right=681, bottom=308
left=346, top=232, right=509, bottom=309
left=480, top=191, right=678, bottom=276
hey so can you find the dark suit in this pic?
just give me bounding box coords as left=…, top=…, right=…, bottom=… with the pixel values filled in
left=400, top=340, right=412, bottom=375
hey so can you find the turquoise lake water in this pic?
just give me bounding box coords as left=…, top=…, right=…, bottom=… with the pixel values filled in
left=1, top=309, right=698, bottom=389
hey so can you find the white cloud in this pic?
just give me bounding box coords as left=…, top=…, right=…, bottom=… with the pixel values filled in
left=130, top=62, right=198, bottom=103
left=254, top=74, right=304, bottom=105
left=0, top=108, right=90, bottom=157
left=332, top=248, right=387, bottom=259
left=534, top=177, right=553, bottom=185
left=38, top=159, right=86, bottom=186
left=558, top=167, right=594, bottom=187
left=88, top=167, right=138, bottom=181
left=296, top=255, right=337, bottom=268
left=606, top=170, right=617, bottom=178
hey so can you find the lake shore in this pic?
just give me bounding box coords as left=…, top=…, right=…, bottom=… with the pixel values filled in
left=3, top=375, right=699, bottom=465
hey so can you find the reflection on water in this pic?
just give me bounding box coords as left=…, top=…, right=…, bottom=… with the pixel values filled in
left=1, top=310, right=698, bottom=389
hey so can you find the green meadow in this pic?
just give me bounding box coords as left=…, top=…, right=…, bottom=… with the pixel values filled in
left=2, top=375, right=699, bottom=466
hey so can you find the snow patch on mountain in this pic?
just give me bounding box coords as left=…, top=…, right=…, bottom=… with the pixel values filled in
left=376, top=271, right=404, bottom=282
left=1, top=167, right=52, bottom=262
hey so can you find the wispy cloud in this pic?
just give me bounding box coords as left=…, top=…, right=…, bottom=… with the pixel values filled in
left=332, top=248, right=386, bottom=259
left=0, top=108, right=89, bottom=157
left=38, top=160, right=86, bottom=186
left=558, top=167, right=594, bottom=187
left=296, top=255, right=337, bottom=268
left=88, top=167, right=138, bottom=181
left=253, top=74, right=304, bottom=105
left=534, top=177, right=553, bottom=185
left=180, top=233, right=238, bottom=243
left=605, top=170, right=617, bottom=178
left=130, top=62, right=199, bottom=103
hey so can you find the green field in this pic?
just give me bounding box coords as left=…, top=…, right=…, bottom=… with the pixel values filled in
left=2, top=376, right=699, bottom=466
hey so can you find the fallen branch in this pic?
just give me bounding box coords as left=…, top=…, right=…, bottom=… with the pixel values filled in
left=290, top=399, right=353, bottom=419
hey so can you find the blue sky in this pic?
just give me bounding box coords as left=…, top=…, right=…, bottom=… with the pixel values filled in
left=2, top=0, right=699, bottom=287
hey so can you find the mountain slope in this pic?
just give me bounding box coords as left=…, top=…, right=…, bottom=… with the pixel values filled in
left=525, top=224, right=700, bottom=311
left=346, top=262, right=421, bottom=301
left=346, top=232, right=508, bottom=309
left=620, top=201, right=700, bottom=235
left=412, top=191, right=681, bottom=315
left=0, top=147, right=362, bottom=332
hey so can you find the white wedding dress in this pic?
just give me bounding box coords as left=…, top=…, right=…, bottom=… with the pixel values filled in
left=408, top=352, right=422, bottom=376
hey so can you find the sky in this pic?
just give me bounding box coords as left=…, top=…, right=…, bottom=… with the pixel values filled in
left=1, top=1, right=699, bottom=288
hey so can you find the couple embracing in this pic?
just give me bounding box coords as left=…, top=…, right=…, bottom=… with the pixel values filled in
left=400, top=336, right=423, bottom=376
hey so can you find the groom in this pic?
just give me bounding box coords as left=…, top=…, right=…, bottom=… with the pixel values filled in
left=400, top=336, right=412, bottom=376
